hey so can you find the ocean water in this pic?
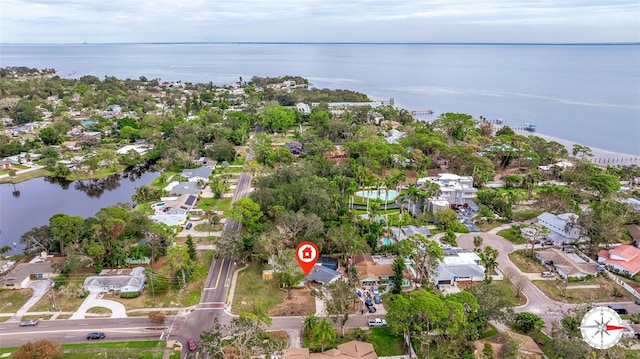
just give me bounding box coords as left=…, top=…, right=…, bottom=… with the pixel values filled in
left=1, top=43, right=639, bottom=154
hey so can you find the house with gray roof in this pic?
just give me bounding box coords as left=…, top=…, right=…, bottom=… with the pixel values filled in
left=180, top=166, right=213, bottom=183
left=0, top=262, right=57, bottom=289
left=307, top=265, right=342, bottom=285
left=83, top=266, right=146, bottom=293
left=390, top=226, right=431, bottom=241
left=169, top=182, right=202, bottom=196
left=432, top=248, right=488, bottom=285
left=531, top=212, right=581, bottom=246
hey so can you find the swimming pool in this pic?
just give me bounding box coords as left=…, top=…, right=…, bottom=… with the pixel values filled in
left=382, top=238, right=393, bottom=246
left=355, top=190, right=399, bottom=201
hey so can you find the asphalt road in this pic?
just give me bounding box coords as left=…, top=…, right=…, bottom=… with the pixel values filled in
left=170, top=152, right=256, bottom=356
left=0, top=317, right=164, bottom=347
left=457, top=233, right=640, bottom=333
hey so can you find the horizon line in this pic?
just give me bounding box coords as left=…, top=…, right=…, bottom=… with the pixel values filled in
left=2, top=41, right=639, bottom=46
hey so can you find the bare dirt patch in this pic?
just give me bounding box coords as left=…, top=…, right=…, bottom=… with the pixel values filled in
left=269, top=287, right=316, bottom=317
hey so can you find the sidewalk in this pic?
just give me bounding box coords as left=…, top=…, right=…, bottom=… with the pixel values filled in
left=6, top=281, right=52, bottom=322
left=224, top=264, right=248, bottom=315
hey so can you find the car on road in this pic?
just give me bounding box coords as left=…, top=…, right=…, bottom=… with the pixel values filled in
left=187, top=338, right=197, bottom=351
left=185, top=222, right=193, bottom=230
left=608, top=304, right=628, bottom=315
left=541, top=271, right=554, bottom=278
left=87, top=332, right=106, bottom=340
left=368, top=318, right=387, bottom=327
left=20, top=319, right=38, bottom=327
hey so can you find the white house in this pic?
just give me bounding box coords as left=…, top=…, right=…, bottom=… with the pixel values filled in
left=418, top=173, right=477, bottom=207
left=83, top=267, right=146, bottom=293
left=180, top=167, right=213, bottom=183
left=433, top=248, right=488, bottom=285
left=535, top=212, right=581, bottom=246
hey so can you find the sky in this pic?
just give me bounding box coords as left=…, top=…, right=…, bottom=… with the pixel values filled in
left=1, top=0, right=639, bottom=43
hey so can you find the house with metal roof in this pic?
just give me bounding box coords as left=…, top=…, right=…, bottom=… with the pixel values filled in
left=533, top=212, right=581, bottom=246
left=83, top=267, right=146, bottom=293
left=433, top=248, right=487, bottom=285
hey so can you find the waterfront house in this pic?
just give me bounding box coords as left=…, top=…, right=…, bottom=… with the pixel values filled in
left=83, top=267, right=146, bottom=293
left=168, top=182, right=202, bottom=197
left=180, top=166, right=213, bottom=183
left=598, top=245, right=640, bottom=277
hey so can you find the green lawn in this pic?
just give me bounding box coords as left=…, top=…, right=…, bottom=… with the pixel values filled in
left=0, top=340, right=164, bottom=356
left=65, top=165, right=127, bottom=181
left=149, top=171, right=178, bottom=189
left=512, top=209, right=543, bottom=221
left=0, top=168, right=52, bottom=184
left=508, top=250, right=547, bottom=273
left=217, top=166, right=243, bottom=174
left=135, top=203, right=153, bottom=214
left=197, top=197, right=232, bottom=212
left=0, top=289, right=33, bottom=313
left=231, top=263, right=283, bottom=315
left=368, top=327, right=406, bottom=356
left=496, top=227, right=527, bottom=245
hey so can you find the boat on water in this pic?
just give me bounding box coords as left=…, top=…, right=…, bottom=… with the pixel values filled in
left=524, top=123, right=537, bottom=132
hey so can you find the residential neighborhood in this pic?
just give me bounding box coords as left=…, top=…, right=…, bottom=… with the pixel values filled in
left=1, top=68, right=640, bottom=359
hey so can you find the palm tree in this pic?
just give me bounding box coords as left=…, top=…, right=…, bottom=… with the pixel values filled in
left=406, top=184, right=420, bottom=216
left=314, top=318, right=337, bottom=352
left=302, top=314, right=319, bottom=339
left=479, top=246, right=499, bottom=282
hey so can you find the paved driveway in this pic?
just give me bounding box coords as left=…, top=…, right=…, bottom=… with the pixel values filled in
left=69, top=292, right=127, bottom=320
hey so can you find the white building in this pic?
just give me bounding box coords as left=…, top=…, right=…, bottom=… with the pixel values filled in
left=418, top=173, right=477, bottom=207
left=535, top=212, right=581, bottom=246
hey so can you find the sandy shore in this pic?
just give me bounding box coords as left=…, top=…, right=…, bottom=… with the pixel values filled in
left=512, top=129, right=640, bottom=167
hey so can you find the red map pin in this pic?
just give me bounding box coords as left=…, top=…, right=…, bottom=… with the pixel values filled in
left=296, top=241, right=319, bottom=275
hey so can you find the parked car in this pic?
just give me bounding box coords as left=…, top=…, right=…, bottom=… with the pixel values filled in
left=541, top=271, right=554, bottom=278
left=185, top=222, right=193, bottom=230
left=187, top=338, right=197, bottom=351
left=373, top=295, right=382, bottom=304
left=364, top=299, right=373, bottom=307
left=368, top=318, right=387, bottom=327
left=87, top=332, right=106, bottom=340
left=372, top=286, right=380, bottom=295
left=20, top=319, right=38, bottom=327
left=608, top=305, right=629, bottom=315
left=368, top=306, right=377, bottom=313
left=635, top=300, right=640, bottom=305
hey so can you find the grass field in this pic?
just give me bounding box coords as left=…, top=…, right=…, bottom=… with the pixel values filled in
left=496, top=227, right=527, bottom=244
left=0, top=289, right=33, bottom=313
left=508, top=250, right=547, bottom=273
left=0, top=168, right=51, bottom=184
left=197, top=197, right=232, bottom=212
left=368, top=327, right=406, bottom=356
left=231, top=263, right=283, bottom=315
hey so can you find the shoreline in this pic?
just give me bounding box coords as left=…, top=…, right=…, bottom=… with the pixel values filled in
left=512, top=129, right=640, bottom=166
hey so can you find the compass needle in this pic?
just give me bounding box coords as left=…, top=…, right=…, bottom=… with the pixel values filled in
left=581, top=306, right=625, bottom=350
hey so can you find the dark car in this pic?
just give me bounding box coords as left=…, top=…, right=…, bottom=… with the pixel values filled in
left=87, top=332, right=106, bottom=340
left=635, top=300, right=640, bottom=305
left=187, top=338, right=197, bottom=351
left=608, top=305, right=628, bottom=315
left=364, top=299, right=373, bottom=307
left=185, top=222, right=193, bottom=230
left=20, top=319, right=38, bottom=327
left=368, top=306, right=377, bottom=313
